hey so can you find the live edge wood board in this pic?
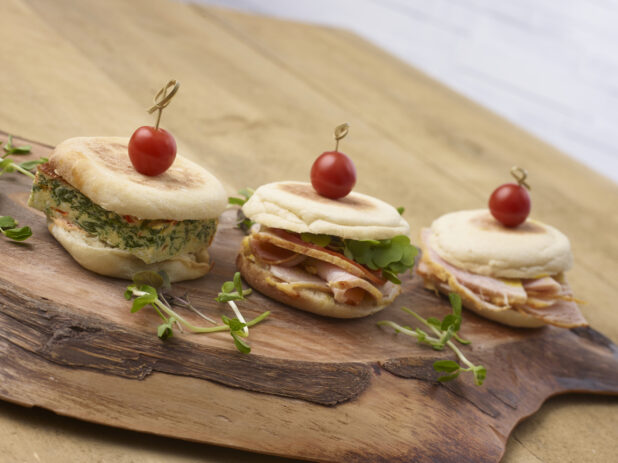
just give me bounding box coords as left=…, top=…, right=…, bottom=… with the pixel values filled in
left=0, top=138, right=617, bottom=463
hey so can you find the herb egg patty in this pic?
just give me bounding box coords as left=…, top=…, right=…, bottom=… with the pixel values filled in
left=29, top=163, right=217, bottom=264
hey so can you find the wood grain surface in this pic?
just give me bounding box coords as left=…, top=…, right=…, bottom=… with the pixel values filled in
left=0, top=136, right=617, bottom=463
left=0, top=0, right=617, bottom=461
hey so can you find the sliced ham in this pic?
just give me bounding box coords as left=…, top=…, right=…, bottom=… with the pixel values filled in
left=522, top=276, right=562, bottom=296
left=416, top=260, right=432, bottom=280
left=270, top=265, right=330, bottom=290
left=312, top=260, right=385, bottom=305
left=251, top=228, right=386, bottom=285
left=268, top=260, right=389, bottom=306
left=268, top=265, right=331, bottom=297
left=525, top=297, right=558, bottom=309
left=418, top=258, right=511, bottom=312
left=420, top=229, right=527, bottom=306
left=514, top=298, right=587, bottom=329
left=332, top=287, right=365, bottom=305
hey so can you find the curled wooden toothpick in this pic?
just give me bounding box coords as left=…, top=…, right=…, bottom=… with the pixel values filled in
left=148, top=80, right=180, bottom=129
left=334, top=123, right=349, bottom=151
left=510, top=166, right=531, bottom=190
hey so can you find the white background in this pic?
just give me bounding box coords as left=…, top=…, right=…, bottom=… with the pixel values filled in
left=191, top=0, right=618, bottom=184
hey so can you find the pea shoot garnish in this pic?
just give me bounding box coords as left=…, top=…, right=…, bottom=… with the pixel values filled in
left=0, top=216, right=32, bottom=242
left=124, top=271, right=269, bottom=353
left=3, top=135, right=32, bottom=156
left=0, top=135, right=48, bottom=179
left=300, top=232, right=418, bottom=284
left=378, top=293, right=487, bottom=386
left=0, top=135, right=44, bottom=243
left=228, top=187, right=255, bottom=232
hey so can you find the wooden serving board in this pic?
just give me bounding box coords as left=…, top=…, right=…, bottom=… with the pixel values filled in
left=1, top=137, right=617, bottom=463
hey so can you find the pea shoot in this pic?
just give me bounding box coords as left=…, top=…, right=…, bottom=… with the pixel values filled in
left=0, top=135, right=45, bottom=243
left=228, top=187, right=255, bottom=232
left=378, top=293, right=487, bottom=386
left=1, top=135, right=47, bottom=179
left=124, top=271, right=269, bottom=353
left=0, top=215, right=32, bottom=242
left=301, top=232, right=418, bottom=284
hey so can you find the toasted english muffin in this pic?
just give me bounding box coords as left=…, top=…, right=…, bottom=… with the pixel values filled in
left=49, top=136, right=226, bottom=220
left=241, top=181, right=409, bottom=240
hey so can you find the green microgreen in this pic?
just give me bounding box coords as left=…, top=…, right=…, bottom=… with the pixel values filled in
left=0, top=136, right=46, bottom=180
left=228, top=187, right=254, bottom=206
left=228, top=187, right=255, bottom=232
left=0, top=215, right=32, bottom=242
left=215, top=271, right=252, bottom=303
left=0, top=157, right=47, bottom=179
left=0, top=216, right=17, bottom=229
left=396, top=206, right=405, bottom=215
left=124, top=271, right=269, bottom=353
left=215, top=271, right=256, bottom=336
left=222, top=314, right=250, bottom=353
left=301, top=232, right=418, bottom=284
left=157, top=316, right=176, bottom=340
left=300, top=233, right=331, bottom=247
left=377, top=293, right=487, bottom=386
left=18, top=158, right=48, bottom=171
left=2, top=135, right=32, bottom=156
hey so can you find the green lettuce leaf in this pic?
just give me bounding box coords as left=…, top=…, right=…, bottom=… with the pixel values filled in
left=297, top=232, right=419, bottom=281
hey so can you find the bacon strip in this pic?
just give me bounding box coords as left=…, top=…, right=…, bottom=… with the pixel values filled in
left=252, top=228, right=386, bottom=285
left=250, top=238, right=306, bottom=267
left=38, top=162, right=61, bottom=179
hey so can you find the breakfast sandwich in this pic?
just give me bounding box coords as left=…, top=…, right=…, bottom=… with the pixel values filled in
left=28, top=136, right=226, bottom=282
left=417, top=209, right=587, bottom=328
left=236, top=181, right=417, bottom=318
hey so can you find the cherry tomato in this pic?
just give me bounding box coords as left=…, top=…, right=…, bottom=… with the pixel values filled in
left=310, top=151, right=356, bottom=199
left=128, top=126, right=177, bottom=176
left=489, top=183, right=530, bottom=227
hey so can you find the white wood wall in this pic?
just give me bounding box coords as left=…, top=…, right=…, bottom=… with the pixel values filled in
left=192, top=0, right=618, bottom=183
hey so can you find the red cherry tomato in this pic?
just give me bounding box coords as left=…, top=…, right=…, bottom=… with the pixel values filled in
left=310, top=151, right=356, bottom=199
left=489, top=183, right=531, bottom=227
left=128, top=126, right=177, bottom=176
